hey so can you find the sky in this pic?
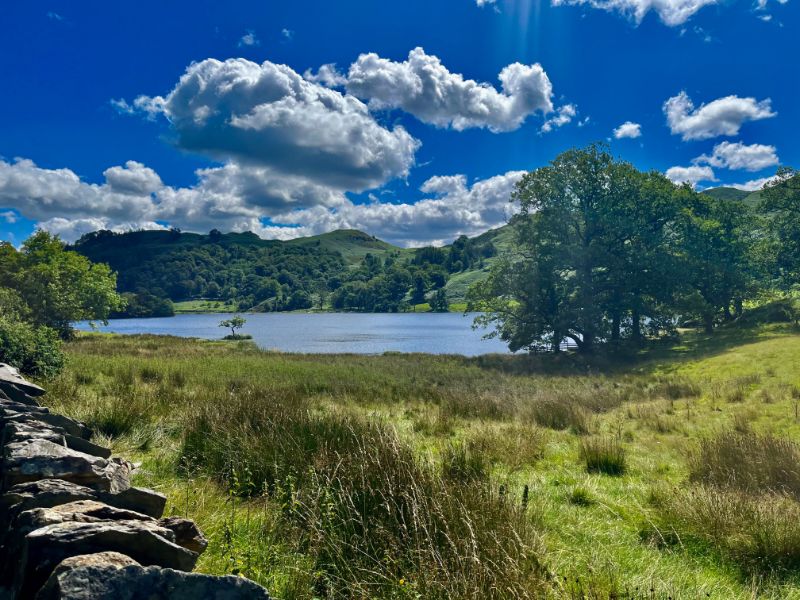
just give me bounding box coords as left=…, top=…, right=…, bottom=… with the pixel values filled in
left=0, top=0, right=796, bottom=247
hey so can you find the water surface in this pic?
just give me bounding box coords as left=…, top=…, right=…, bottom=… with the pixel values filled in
left=77, top=312, right=511, bottom=356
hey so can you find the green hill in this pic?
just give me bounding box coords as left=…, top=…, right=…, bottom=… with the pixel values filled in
left=285, top=229, right=409, bottom=265
left=702, top=186, right=751, bottom=202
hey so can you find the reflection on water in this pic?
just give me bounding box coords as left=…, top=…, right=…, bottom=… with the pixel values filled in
left=76, top=312, right=511, bottom=356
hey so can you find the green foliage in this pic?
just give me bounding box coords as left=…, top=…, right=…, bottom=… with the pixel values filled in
left=2, top=231, right=124, bottom=337
left=113, top=292, right=175, bottom=318
left=470, top=144, right=766, bottom=353
left=219, top=315, right=246, bottom=338
left=429, top=287, right=449, bottom=312
left=0, top=316, right=64, bottom=377
left=761, top=168, right=800, bottom=287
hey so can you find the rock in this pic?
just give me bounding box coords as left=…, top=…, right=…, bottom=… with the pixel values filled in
left=0, top=363, right=46, bottom=397
left=101, top=487, right=166, bottom=519
left=0, top=383, right=39, bottom=407
left=1, top=420, right=66, bottom=447
left=36, top=552, right=140, bottom=600
left=2, top=439, right=131, bottom=493
left=40, top=564, right=271, bottom=600
left=61, top=435, right=111, bottom=460
left=157, top=518, right=208, bottom=555
left=15, top=520, right=198, bottom=597
left=0, top=400, right=92, bottom=440
left=1, top=501, right=154, bottom=585
left=1, top=479, right=166, bottom=522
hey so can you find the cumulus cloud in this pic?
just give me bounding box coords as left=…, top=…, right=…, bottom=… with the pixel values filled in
left=665, top=165, right=717, bottom=187
left=664, top=91, right=776, bottom=141
left=303, top=63, right=347, bottom=87
left=0, top=157, right=524, bottom=247
left=276, top=170, right=526, bottom=246
left=729, top=174, right=780, bottom=191
left=693, top=141, right=779, bottom=172
left=130, top=58, right=420, bottom=191
left=551, top=0, right=716, bottom=26
left=344, top=47, right=554, bottom=132
left=613, top=121, right=642, bottom=139
left=1, top=210, right=18, bottom=224
left=541, top=104, right=577, bottom=133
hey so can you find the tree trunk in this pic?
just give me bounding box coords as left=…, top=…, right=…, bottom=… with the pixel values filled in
left=734, top=298, right=743, bottom=318
left=723, top=305, right=732, bottom=321
left=631, top=309, right=641, bottom=342
left=611, top=311, right=621, bottom=341
left=703, top=312, right=714, bottom=334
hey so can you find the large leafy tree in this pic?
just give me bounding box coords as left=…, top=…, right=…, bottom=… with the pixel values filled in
left=760, top=167, right=800, bottom=286
left=3, top=231, right=124, bottom=338
left=471, top=144, right=671, bottom=352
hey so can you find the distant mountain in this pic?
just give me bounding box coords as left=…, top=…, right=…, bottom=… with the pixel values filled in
left=701, top=186, right=763, bottom=207
left=285, top=229, right=409, bottom=265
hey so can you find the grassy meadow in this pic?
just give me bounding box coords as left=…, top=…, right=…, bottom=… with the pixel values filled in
left=36, top=323, right=800, bottom=599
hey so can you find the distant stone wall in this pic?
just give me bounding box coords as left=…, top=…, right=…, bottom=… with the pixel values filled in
left=0, top=363, right=271, bottom=600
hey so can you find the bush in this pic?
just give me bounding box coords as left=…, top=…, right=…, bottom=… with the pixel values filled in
left=689, top=430, right=800, bottom=500
left=0, top=317, right=64, bottom=377
left=580, top=437, right=626, bottom=475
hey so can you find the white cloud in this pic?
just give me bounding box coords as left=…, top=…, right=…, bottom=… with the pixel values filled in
left=275, top=170, right=526, bottom=246
left=551, top=0, right=716, bottom=26
left=541, top=104, right=577, bottom=133
left=344, top=47, right=554, bottom=132
left=130, top=58, right=420, bottom=192
left=665, top=165, right=717, bottom=187
left=664, top=91, right=776, bottom=141
left=476, top=0, right=497, bottom=5
left=729, top=174, right=780, bottom=191
left=281, top=28, right=294, bottom=40
left=0, top=210, right=18, bottom=224
left=238, top=31, right=259, bottom=47
left=0, top=157, right=524, bottom=247
left=303, top=63, right=347, bottom=87
left=613, top=121, right=642, bottom=139
left=693, top=141, right=779, bottom=171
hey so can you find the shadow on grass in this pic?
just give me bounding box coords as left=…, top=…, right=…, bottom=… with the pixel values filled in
left=465, top=323, right=798, bottom=377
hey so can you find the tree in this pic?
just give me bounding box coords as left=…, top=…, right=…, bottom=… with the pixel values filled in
left=219, top=315, right=246, bottom=338
left=6, top=231, right=124, bottom=338
left=761, top=167, right=800, bottom=286
left=469, top=144, right=693, bottom=353
left=430, top=288, right=449, bottom=312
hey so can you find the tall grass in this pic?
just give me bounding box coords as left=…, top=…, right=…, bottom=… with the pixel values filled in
left=689, top=430, right=800, bottom=500
left=180, top=388, right=546, bottom=598
left=649, top=486, right=800, bottom=576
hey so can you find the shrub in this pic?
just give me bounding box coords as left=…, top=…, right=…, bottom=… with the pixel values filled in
left=527, top=400, right=588, bottom=434
left=689, top=430, right=800, bottom=500
left=441, top=441, right=490, bottom=483
left=580, top=437, right=626, bottom=475
left=0, top=316, right=64, bottom=377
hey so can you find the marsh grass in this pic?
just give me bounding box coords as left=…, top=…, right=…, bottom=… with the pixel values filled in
left=180, top=391, right=545, bottom=598
left=649, top=486, right=800, bottom=576
left=689, top=430, right=800, bottom=500
left=580, top=436, right=627, bottom=475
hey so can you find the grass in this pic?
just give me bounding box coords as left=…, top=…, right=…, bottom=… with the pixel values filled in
left=174, top=299, right=238, bottom=313
left=35, top=322, right=800, bottom=598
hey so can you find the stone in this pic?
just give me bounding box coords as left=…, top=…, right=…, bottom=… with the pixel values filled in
left=0, top=400, right=92, bottom=440
left=36, top=552, right=140, bottom=600
left=15, top=520, right=198, bottom=597
left=40, top=565, right=271, bottom=599
left=157, top=517, right=208, bottom=555
left=1, top=501, right=154, bottom=586
left=2, top=439, right=131, bottom=493
left=1, top=479, right=166, bottom=521
left=0, top=363, right=46, bottom=397
left=101, top=487, right=166, bottom=519
left=1, top=420, right=65, bottom=447
left=0, top=383, right=39, bottom=407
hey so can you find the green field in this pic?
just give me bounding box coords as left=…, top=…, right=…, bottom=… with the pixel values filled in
left=38, top=323, right=800, bottom=598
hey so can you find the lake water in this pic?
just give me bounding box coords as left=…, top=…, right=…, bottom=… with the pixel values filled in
left=76, top=313, right=512, bottom=356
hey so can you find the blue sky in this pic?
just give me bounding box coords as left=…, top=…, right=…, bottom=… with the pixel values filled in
left=0, top=0, right=796, bottom=246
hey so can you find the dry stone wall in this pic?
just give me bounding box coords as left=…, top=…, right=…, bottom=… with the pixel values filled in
left=0, top=363, right=271, bottom=600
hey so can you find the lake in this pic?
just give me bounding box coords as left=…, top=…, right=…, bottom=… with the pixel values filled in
left=76, top=313, right=512, bottom=355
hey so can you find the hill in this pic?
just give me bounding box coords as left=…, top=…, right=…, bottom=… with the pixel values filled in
left=70, top=227, right=499, bottom=314
left=702, top=186, right=763, bottom=207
